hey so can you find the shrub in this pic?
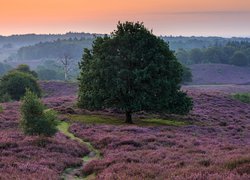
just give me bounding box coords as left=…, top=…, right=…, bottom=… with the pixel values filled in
left=20, top=90, right=57, bottom=136
left=0, top=71, right=41, bottom=101
left=0, top=93, right=11, bottom=103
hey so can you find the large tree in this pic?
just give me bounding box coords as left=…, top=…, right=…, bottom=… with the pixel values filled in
left=78, top=21, right=193, bottom=123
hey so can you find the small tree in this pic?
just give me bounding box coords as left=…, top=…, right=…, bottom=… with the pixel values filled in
left=0, top=71, right=41, bottom=101
left=59, top=53, right=74, bottom=81
left=78, top=21, right=193, bottom=123
left=20, top=90, right=57, bottom=136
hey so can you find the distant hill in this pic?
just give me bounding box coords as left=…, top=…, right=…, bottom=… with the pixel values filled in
left=0, top=32, right=98, bottom=47
left=189, top=64, right=250, bottom=85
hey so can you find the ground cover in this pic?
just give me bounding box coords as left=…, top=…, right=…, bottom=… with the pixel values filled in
left=0, top=82, right=249, bottom=179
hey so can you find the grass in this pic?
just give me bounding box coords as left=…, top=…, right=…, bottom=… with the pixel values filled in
left=67, top=114, right=190, bottom=127
left=225, top=157, right=250, bottom=170
left=0, top=105, right=3, bottom=113
left=57, top=121, right=101, bottom=157
left=231, top=93, right=250, bottom=103
left=57, top=121, right=100, bottom=179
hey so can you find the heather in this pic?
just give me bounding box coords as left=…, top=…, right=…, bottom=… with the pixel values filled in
left=0, top=100, right=89, bottom=179
left=69, top=85, right=250, bottom=179
left=0, top=81, right=250, bottom=179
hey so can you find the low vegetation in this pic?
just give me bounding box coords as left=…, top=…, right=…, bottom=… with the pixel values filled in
left=232, top=93, right=250, bottom=103
left=0, top=81, right=250, bottom=179
left=0, top=105, right=3, bottom=113
left=225, top=157, right=250, bottom=170
left=67, top=114, right=190, bottom=126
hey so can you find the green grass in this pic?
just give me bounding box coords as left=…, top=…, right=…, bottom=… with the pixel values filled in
left=57, top=121, right=100, bottom=180
left=67, top=114, right=190, bottom=127
left=225, top=157, right=250, bottom=170
left=231, top=93, right=250, bottom=103
left=57, top=121, right=101, bottom=157
left=0, top=105, right=3, bottom=113
left=139, top=118, right=189, bottom=126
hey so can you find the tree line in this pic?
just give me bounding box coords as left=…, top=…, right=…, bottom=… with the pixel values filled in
left=16, top=38, right=93, bottom=60
left=176, top=41, right=250, bottom=66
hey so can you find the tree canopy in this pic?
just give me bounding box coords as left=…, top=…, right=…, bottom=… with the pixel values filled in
left=78, top=21, right=193, bottom=123
left=0, top=71, right=41, bottom=101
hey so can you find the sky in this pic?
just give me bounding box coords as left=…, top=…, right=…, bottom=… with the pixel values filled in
left=0, top=0, right=250, bottom=37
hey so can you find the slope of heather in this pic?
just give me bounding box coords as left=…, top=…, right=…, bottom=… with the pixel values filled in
left=69, top=86, right=250, bottom=179
left=0, top=101, right=89, bottom=179
left=1, top=81, right=250, bottom=179
left=190, top=64, right=250, bottom=85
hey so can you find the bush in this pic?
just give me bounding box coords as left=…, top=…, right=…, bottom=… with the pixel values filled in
left=0, top=71, right=41, bottom=101
left=0, top=93, right=11, bottom=103
left=20, top=90, right=58, bottom=136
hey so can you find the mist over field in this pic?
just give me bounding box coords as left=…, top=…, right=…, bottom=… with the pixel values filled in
left=1, top=33, right=250, bottom=84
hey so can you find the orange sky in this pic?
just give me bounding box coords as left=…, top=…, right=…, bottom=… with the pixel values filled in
left=0, top=0, right=250, bottom=36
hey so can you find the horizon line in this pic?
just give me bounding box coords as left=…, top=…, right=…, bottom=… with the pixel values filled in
left=0, top=31, right=250, bottom=39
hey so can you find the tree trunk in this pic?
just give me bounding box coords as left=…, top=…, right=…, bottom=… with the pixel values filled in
left=125, top=111, right=133, bottom=124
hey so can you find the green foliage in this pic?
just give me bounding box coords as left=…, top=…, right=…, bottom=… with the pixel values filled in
left=20, top=90, right=57, bottom=136
left=232, top=93, right=250, bottom=103
left=0, top=93, right=11, bottom=103
left=37, top=68, right=57, bottom=80
left=0, top=105, right=3, bottom=113
left=15, top=64, right=38, bottom=78
left=0, top=71, right=41, bottom=101
left=175, top=49, right=190, bottom=64
left=225, top=157, right=250, bottom=170
left=17, top=38, right=93, bottom=60
left=230, top=51, right=248, bottom=66
left=78, top=21, right=193, bottom=123
left=181, top=66, right=192, bottom=83
left=0, top=62, right=12, bottom=76
left=189, top=48, right=203, bottom=64
left=175, top=41, right=250, bottom=66
left=36, top=60, right=79, bottom=80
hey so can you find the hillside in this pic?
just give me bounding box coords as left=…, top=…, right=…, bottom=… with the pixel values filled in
left=190, top=64, right=250, bottom=85
left=1, top=81, right=250, bottom=179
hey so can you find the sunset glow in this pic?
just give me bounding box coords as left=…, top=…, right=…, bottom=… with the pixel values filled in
left=1, top=0, right=250, bottom=36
